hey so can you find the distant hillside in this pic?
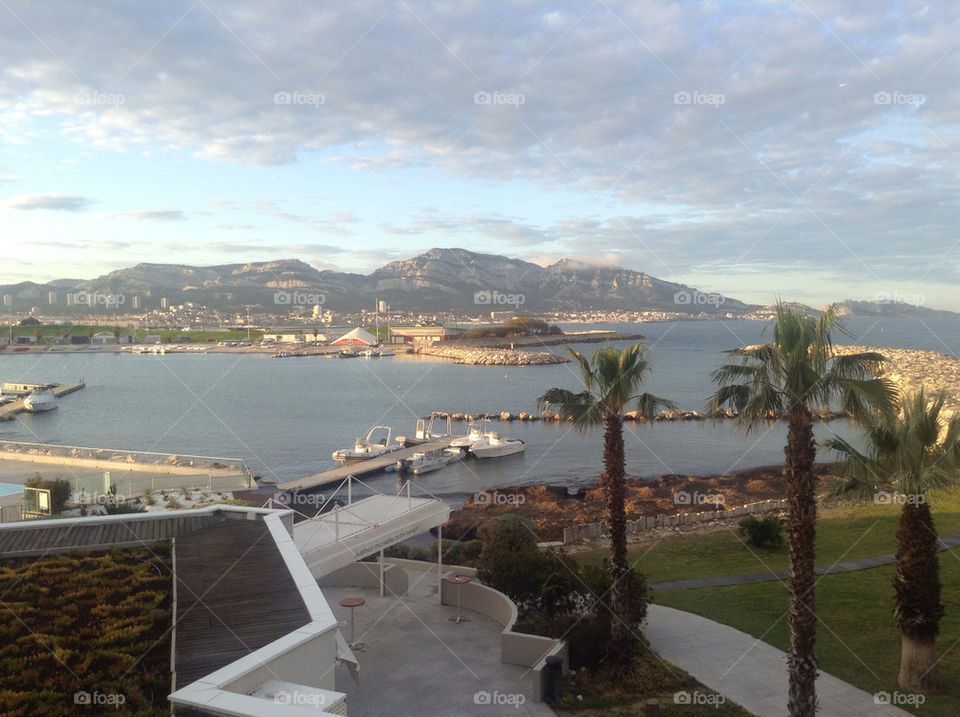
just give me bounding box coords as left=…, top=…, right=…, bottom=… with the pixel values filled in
left=1, top=248, right=752, bottom=314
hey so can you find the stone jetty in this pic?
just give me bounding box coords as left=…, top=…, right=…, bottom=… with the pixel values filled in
left=415, top=344, right=569, bottom=365
left=832, top=345, right=960, bottom=420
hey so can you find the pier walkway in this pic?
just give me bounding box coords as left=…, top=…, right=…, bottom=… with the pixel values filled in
left=277, top=436, right=457, bottom=491
left=0, top=380, right=85, bottom=420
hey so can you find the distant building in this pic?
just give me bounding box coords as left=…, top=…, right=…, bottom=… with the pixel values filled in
left=388, top=326, right=452, bottom=344
left=161, top=297, right=168, bottom=309
left=131, top=296, right=140, bottom=309
left=91, top=331, right=117, bottom=346
left=330, top=327, right=377, bottom=346
left=47, top=292, right=57, bottom=305
left=489, top=311, right=515, bottom=322
left=2, top=295, right=10, bottom=307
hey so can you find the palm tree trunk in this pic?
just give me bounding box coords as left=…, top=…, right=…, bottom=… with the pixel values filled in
left=895, top=500, right=943, bottom=692
left=603, top=413, right=632, bottom=669
left=785, top=404, right=817, bottom=717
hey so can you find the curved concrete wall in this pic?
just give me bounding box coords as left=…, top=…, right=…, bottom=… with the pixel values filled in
left=315, top=560, right=409, bottom=596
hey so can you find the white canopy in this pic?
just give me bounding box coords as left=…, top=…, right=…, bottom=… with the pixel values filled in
left=330, top=327, right=377, bottom=346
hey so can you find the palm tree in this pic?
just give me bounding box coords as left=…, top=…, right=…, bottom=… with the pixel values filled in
left=707, top=302, right=896, bottom=717
left=825, top=390, right=960, bottom=692
left=538, top=343, right=674, bottom=670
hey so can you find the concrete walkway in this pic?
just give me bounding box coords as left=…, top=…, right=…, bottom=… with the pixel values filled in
left=651, top=528, right=960, bottom=591
left=645, top=604, right=912, bottom=717
left=327, top=567, right=555, bottom=717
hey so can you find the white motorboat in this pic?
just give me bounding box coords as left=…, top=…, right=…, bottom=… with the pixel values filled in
left=23, top=389, right=58, bottom=412
left=450, top=420, right=488, bottom=448
left=332, top=425, right=401, bottom=463
left=360, top=347, right=396, bottom=358
left=470, top=431, right=525, bottom=459
left=397, top=411, right=452, bottom=445
left=406, top=446, right=464, bottom=475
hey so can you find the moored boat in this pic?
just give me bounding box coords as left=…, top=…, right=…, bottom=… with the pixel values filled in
left=23, top=389, right=58, bottom=412
left=332, top=425, right=401, bottom=463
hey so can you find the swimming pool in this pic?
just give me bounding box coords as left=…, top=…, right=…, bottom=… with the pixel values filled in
left=0, top=483, right=24, bottom=497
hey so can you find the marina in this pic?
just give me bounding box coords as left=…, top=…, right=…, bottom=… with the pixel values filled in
left=277, top=436, right=459, bottom=492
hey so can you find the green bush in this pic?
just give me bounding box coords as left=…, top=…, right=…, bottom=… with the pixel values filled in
left=738, top=514, right=785, bottom=548
left=477, top=514, right=538, bottom=551
left=24, top=476, right=71, bottom=515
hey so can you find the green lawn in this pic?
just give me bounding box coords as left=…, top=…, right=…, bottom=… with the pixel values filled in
left=574, top=487, right=960, bottom=585
left=656, top=547, right=960, bottom=715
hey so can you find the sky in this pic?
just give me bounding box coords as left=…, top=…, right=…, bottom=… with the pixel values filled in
left=1, top=1, right=958, bottom=310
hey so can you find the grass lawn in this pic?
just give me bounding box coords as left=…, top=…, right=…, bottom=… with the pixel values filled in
left=573, top=487, right=960, bottom=585
left=655, top=547, right=960, bottom=715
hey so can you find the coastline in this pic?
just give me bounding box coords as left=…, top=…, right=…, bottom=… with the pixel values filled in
left=442, top=464, right=837, bottom=543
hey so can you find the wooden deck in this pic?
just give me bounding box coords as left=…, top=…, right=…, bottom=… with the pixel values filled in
left=173, top=519, right=312, bottom=691
left=277, top=435, right=458, bottom=491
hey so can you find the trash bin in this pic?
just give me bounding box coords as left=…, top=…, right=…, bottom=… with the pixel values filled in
left=541, top=655, right=564, bottom=703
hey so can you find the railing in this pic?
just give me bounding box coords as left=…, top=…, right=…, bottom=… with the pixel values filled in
left=263, top=474, right=444, bottom=541
left=0, top=439, right=252, bottom=481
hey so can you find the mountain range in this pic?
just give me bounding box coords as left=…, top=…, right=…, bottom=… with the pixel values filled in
left=0, top=248, right=953, bottom=318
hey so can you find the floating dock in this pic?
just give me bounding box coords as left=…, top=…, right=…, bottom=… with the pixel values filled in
left=277, top=436, right=458, bottom=492
left=0, top=380, right=85, bottom=421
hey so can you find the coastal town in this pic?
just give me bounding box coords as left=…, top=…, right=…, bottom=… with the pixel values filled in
left=4, top=2, right=960, bottom=716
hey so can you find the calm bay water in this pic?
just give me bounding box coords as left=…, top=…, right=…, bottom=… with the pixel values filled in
left=1, top=318, right=957, bottom=503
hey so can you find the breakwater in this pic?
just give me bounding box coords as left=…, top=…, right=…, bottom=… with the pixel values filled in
left=415, top=345, right=569, bottom=365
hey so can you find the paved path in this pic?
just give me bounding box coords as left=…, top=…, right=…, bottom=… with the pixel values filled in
left=645, top=604, right=912, bottom=717
left=651, top=528, right=960, bottom=591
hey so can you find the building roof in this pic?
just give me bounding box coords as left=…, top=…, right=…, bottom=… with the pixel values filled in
left=330, top=326, right=377, bottom=345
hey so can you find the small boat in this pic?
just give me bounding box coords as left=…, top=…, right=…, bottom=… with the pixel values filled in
left=470, top=431, right=525, bottom=459
left=360, top=347, right=396, bottom=358
left=23, top=389, right=58, bottom=412
left=397, top=411, right=452, bottom=445
left=337, top=348, right=359, bottom=358
left=404, top=446, right=465, bottom=475
left=332, top=425, right=401, bottom=463
left=450, top=420, right=489, bottom=448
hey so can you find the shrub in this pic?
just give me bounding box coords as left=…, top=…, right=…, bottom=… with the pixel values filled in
left=738, top=514, right=785, bottom=548
left=477, top=514, right=538, bottom=552
left=25, top=476, right=71, bottom=515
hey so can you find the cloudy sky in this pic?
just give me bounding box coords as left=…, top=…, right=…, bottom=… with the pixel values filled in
left=1, top=1, right=958, bottom=309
